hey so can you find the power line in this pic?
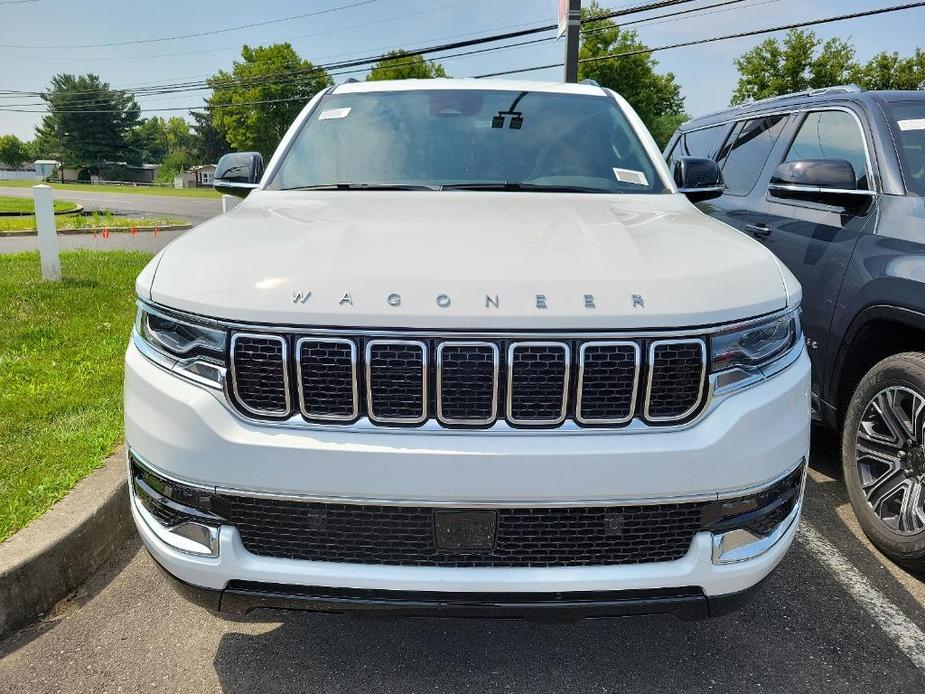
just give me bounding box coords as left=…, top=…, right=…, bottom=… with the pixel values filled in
left=473, top=0, right=925, bottom=78
left=0, top=0, right=378, bottom=49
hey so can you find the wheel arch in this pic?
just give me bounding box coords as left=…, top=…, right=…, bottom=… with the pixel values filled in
left=832, top=305, right=925, bottom=427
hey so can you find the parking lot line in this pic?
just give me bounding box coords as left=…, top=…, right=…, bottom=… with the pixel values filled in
left=800, top=521, right=925, bottom=671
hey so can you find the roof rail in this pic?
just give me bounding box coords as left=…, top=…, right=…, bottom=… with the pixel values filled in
left=734, top=84, right=863, bottom=109
left=580, top=78, right=601, bottom=87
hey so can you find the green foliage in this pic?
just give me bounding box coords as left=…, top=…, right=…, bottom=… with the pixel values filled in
left=0, top=250, right=152, bottom=540
left=577, top=2, right=686, bottom=148
left=208, top=43, right=332, bottom=159
left=366, top=50, right=449, bottom=81
left=731, top=30, right=925, bottom=104
left=853, top=49, right=925, bottom=90
left=190, top=110, right=230, bottom=164
left=155, top=148, right=193, bottom=183
left=130, top=117, right=169, bottom=163
left=34, top=74, right=141, bottom=167
left=0, top=134, right=31, bottom=169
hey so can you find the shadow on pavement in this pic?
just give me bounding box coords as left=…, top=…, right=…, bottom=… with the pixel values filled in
left=211, top=542, right=925, bottom=694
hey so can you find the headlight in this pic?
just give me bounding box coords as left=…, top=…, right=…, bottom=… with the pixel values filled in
left=710, top=307, right=801, bottom=393
left=134, top=303, right=227, bottom=387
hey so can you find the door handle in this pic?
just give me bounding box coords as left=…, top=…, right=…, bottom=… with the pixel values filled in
left=745, top=223, right=771, bottom=238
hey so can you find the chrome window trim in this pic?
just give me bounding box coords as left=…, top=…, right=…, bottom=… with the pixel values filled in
left=644, top=338, right=708, bottom=423
left=436, top=341, right=500, bottom=426
left=127, top=448, right=806, bottom=508
left=365, top=339, right=428, bottom=425
left=576, top=340, right=641, bottom=425
left=506, top=341, right=571, bottom=426
left=767, top=183, right=876, bottom=196
left=679, top=106, right=878, bottom=194
left=295, top=337, right=359, bottom=422
left=229, top=332, right=291, bottom=417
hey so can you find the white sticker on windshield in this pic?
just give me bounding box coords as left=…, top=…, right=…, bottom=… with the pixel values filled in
left=898, top=118, right=925, bottom=131
left=613, top=168, right=648, bottom=186
left=319, top=107, right=351, bottom=120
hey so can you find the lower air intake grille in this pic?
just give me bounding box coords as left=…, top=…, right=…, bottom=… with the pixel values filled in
left=223, top=496, right=708, bottom=567
left=646, top=340, right=706, bottom=421
left=230, top=334, right=289, bottom=416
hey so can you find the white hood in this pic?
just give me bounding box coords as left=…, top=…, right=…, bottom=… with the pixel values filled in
left=145, top=190, right=791, bottom=329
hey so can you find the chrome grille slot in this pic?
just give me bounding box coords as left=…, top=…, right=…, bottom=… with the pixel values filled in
left=577, top=341, right=640, bottom=424
left=366, top=340, right=428, bottom=424
left=506, top=342, right=570, bottom=426
left=436, top=342, right=499, bottom=425
left=229, top=333, right=290, bottom=416
left=296, top=338, right=358, bottom=421
left=645, top=339, right=707, bottom=422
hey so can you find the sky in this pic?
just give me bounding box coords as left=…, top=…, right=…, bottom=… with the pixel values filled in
left=0, top=0, right=923, bottom=141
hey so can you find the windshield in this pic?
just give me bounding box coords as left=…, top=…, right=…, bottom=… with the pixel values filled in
left=267, top=88, right=666, bottom=194
left=886, top=101, right=925, bottom=197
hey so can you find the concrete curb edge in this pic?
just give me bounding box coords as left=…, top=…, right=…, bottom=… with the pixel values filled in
left=0, top=223, right=192, bottom=238
left=0, top=446, right=133, bottom=640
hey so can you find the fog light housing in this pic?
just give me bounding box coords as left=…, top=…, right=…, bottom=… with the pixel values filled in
left=131, top=458, right=223, bottom=558
left=704, top=460, right=805, bottom=564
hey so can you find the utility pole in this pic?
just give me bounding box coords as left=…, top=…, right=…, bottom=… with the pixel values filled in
left=563, top=0, right=581, bottom=83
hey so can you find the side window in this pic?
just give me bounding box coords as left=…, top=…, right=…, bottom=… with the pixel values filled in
left=784, top=110, right=870, bottom=189
left=683, top=125, right=728, bottom=159
left=717, top=115, right=788, bottom=196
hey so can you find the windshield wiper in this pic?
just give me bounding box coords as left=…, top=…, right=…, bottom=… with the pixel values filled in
left=280, top=183, right=439, bottom=191
left=440, top=181, right=609, bottom=193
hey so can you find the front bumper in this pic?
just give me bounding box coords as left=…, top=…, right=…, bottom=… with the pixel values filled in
left=126, top=341, right=810, bottom=614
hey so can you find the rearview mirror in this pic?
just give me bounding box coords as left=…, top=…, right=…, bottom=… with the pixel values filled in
left=768, top=159, right=874, bottom=210
left=214, top=152, right=264, bottom=198
left=672, top=157, right=725, bottom=203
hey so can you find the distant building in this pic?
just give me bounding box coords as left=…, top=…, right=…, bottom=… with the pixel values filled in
left=175, top=164, right=217, bottom=188
left=59, top=163, right=161, bottom=184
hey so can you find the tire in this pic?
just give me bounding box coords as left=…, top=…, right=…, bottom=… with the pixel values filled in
left=842, top=352, right=925, bottom=569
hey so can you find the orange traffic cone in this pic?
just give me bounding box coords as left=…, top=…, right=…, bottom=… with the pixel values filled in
left=153, top=226, right=159, bottom=238
left=131, top=225, right=137, bottom=237
left=102, top=227, right=109, bottom=239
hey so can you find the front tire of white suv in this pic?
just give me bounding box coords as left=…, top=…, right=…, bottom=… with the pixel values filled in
left=843, top=352, right=925, bottom=569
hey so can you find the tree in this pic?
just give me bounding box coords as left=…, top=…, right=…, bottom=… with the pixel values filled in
left=577, top=2, right=687, bottom=147
left=131, top=117, right=169, bottom=163
left=731, top=30, right=860, bottom=104
left=0, top=134, right=31, bottom=168
left=34, top=73, right=141, bottom=167
left=730, top=30, right=925, bottom=103
left=366, top=50, right=448, bottom=81
left=207, top=43, right=332, bottom=159
left=189, top=110, right=231, bottom=164
left=853, top=49, right=925, bottom=90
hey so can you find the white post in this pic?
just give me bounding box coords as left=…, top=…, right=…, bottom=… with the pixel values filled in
left=221, top=194, right=238, bottom=213
left=33, top=184, right=60, bottom=281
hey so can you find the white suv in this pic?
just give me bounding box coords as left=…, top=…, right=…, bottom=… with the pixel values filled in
left=126, top=79, right=809, bottom=620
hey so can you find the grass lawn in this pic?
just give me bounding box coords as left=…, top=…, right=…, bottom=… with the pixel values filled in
left=0, top=210, right=185, bottom=233
left=0, top=250, right=152, bottom=542
left=0, top=195, right=74, bottom=214
left=0, top=179, right=220, bottom=199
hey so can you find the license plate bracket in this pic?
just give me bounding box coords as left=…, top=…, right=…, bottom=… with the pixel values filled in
left=433, top=510, right=497, bottom=552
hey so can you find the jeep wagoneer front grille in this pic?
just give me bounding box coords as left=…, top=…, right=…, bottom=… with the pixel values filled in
left=228, top=333, right=707, bottom=428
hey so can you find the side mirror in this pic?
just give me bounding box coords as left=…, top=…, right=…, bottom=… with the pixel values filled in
left=768, top=159, right=874, bottom=210
left=673, top=157, right=725, bottom=203
left=214, top=152, right=264, bottom=198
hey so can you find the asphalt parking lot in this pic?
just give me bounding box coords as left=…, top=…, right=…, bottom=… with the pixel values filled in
left=1, top=431, right=924, bottom=694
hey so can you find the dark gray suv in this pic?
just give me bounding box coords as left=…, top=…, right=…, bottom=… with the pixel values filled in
left=666, top=86, right=925, bottom=567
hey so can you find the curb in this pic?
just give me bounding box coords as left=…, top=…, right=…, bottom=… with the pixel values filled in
left=0, top=223, right=192, bottom=238
left=0, top=446, right=133, bottom=640
left=0, top=204, right=84, bottom=217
